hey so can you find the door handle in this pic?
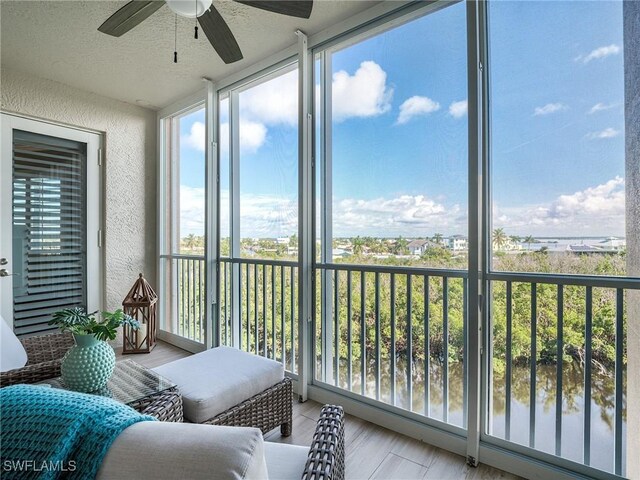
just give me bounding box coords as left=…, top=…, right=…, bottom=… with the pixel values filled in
left=0, top=258, right=7, bottom=266
left=0, top=269, right=18, bottom=277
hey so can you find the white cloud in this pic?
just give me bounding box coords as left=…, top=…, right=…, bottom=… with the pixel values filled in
left=587, top=127, right=620, bottom=140
left=448, top=100, right=468, bottom=119
left=179, top=185, right=205, bottom=235
left=493, top=177, right=625, bottom=236
left=333, top=194, right=464, bottom=236
left=332, top=61, right=393, bottom=122
left=533, top=103, right=567, bottom=116
left=183, top=121, right=206, bottom=151
left=396, top=96, right=440, bottom=124
left=240, top=70, right=298, bottom=126
left=588, top=102, right=617, bottom=114
left=219, top=120, right=267, bottom=154
left=575, top=44, right=620, bottom=64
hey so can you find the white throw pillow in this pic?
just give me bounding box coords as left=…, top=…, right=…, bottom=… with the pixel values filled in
left=0, top=314, right=28, bottom=372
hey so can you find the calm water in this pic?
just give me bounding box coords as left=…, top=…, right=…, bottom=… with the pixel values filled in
left=325, top=357, right=625, bottom=475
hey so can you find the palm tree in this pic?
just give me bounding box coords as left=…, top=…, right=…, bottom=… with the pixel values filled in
left=432, top=233, right=443, bottom=245
left=184, top=233, right=196, bottom=251
left=393, top=236, right=409, bottom=255
left=352, top=236, right=365, bottom=256
left=493, top=228, right=508, bottom=251
left=523, top=235, right=536, bottom=251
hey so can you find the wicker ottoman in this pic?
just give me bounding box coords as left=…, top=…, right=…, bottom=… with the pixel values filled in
left=153, top=346, right=292, bottom=436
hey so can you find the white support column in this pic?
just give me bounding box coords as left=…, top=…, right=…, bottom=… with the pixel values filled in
left=230, top=90, right=242, bottom=350
left=320, top=50, right=334, bottom=385
left=205, top=78, right=218, bottom=349
left=297, top=29, right=312, bottom=402
left=624, top=2, right=639, bottom=477
left=466, top=0, right=483, bottom=467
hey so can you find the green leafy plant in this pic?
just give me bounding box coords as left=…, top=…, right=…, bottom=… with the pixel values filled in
left=49, top=307, right=140, bottom=341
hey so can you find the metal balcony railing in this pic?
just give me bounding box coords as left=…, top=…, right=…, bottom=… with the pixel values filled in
left=174, top=255, right=206, bottom=344
left=219, top=257, right=298, bottom=373
left=316, top=263, right=469, bottom=428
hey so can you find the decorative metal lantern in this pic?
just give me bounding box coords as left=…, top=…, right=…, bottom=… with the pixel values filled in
left=122, top=273, right=158, bottom=354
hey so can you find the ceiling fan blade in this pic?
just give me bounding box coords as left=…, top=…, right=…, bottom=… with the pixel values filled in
left=198, top=5, right=243, bottom=64
left=98, top=1, right=164, bottom=37
left=234, top=1, right=313, bottom=19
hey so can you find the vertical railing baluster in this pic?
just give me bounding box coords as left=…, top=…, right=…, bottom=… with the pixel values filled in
left=530, top=283, right=537, bottom=449
left=179, top=259, right=184, bottom=337
left=246, top=263, right=251, bottom=352
left=254, top=264, right=258, bottom=354
left=462, top=277, right=468, bottom=429
left=375, top=272, right=381, bottom=401
left=334, top=270, right=340, bottom=386
left=223, top=261, right=228, bottom=346
left=187, top=259, right=191, bottom=340
left=390, top=273, right=396, bottom=406
left=291, top=267, right=295, bottom=373
left=584, top=286, right=593, bottom=465
left=197, top=259, right=201, bottom=342
left=238, top=262, right=243, bottom=350
left=281, top=265, right=285, bottom=366
left=263, top=264, right=267, bottom=357
left=407, top=274, right=413, bottom=411
left=424, top=275, right=429, bottom=416
left=360, top=271, right=366, bottom=396
left=556, top=284, right=564, bottom=456
left=347, top=270, right=353, bottom=392
left=442, top=276, right=448, bottom=422
left=272, top=264, right=276, bottom=359
left=506, top=281, right=512, bottom=441
left=614, top=288, right=624, bottom=476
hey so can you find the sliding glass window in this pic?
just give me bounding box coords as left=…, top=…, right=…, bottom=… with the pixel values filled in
left=314, top=1, right=469, bottom=430
left=159, top=105, right=207, bottom=347
left=219, top=65, right=299, bottom=373
left=486, top=1, right=631, bottom=476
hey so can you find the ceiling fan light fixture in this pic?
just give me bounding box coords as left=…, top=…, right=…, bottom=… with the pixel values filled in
left=166, top=0, right=212, bottom=18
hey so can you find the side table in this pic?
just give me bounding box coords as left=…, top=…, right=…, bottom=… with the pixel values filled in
left=39, top=359, right=183, bottom=422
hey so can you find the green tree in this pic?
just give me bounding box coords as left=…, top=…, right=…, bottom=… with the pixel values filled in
left=393, top=236, right=409, bottom=255
left=352, top=236, right=365, bottom=256
left=523, top=235, right=536, bottom=251
left=493, top=228, right=508, bottom=250
left=432, top=233, right=443, bottom=245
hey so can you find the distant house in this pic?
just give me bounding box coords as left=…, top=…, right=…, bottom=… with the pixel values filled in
left=407, top=239, right=430, bottom=256
left=447, top=235, right=468, bottom=252
left=276, top=237, right=290, bottom=245
left=598, top=237, right=626, bottom=251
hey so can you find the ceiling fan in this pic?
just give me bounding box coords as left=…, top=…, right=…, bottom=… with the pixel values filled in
left=98, top=0, right=313, bottom=64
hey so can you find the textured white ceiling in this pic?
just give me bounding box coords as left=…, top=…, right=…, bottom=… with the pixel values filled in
left=1, top=0, right=378, bottom=109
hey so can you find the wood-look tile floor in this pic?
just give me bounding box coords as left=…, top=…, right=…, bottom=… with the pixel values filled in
left=117, top=341, right=522, bottom=480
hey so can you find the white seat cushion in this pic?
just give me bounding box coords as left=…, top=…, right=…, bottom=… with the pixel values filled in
left=264, top=442, right=309, bottom=480
left=98, top=422, right=268, bottom=480
left=0, top=314, right=28, bottom=372
left=153, top=346, right=284, bottom=423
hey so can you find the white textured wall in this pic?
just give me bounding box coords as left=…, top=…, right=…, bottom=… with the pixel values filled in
left=1, top=68, right=157, bottom=320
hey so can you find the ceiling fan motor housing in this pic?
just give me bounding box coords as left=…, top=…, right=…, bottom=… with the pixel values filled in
left=166, top=0, right=213, bottom=18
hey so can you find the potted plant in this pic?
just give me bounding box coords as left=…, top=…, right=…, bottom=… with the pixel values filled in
left=49, top=307, right=140, bottom=393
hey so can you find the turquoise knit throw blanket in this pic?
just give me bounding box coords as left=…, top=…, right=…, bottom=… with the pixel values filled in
left=0, top=384, right=156, bottom=479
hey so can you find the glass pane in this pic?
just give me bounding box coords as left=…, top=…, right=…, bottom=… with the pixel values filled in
left=12, top=130, right=87, bottom=336
left=178, top=107, right=206, bottom=255
left=489, top=0, right=625, bottom=276
left=488, top=2, right=628, bottom=476
left=238, top=68, right=298, bottom=260
left=328, top=3, right=468, bottom=269
left=315, top=2, right=468, bottom=430
left=220, top=97, right=230, bottom=257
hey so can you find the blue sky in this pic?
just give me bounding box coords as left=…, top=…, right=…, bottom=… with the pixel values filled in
left=178, top=0, right=625, bottom=239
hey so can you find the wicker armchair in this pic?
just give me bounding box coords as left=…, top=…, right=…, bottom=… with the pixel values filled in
left=302, top=405, right=345, bottom=480
left=0, top=331, right=74, bottom=387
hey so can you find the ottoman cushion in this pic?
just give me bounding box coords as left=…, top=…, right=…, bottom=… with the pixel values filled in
left=153, top=346, right=284, bottom=423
